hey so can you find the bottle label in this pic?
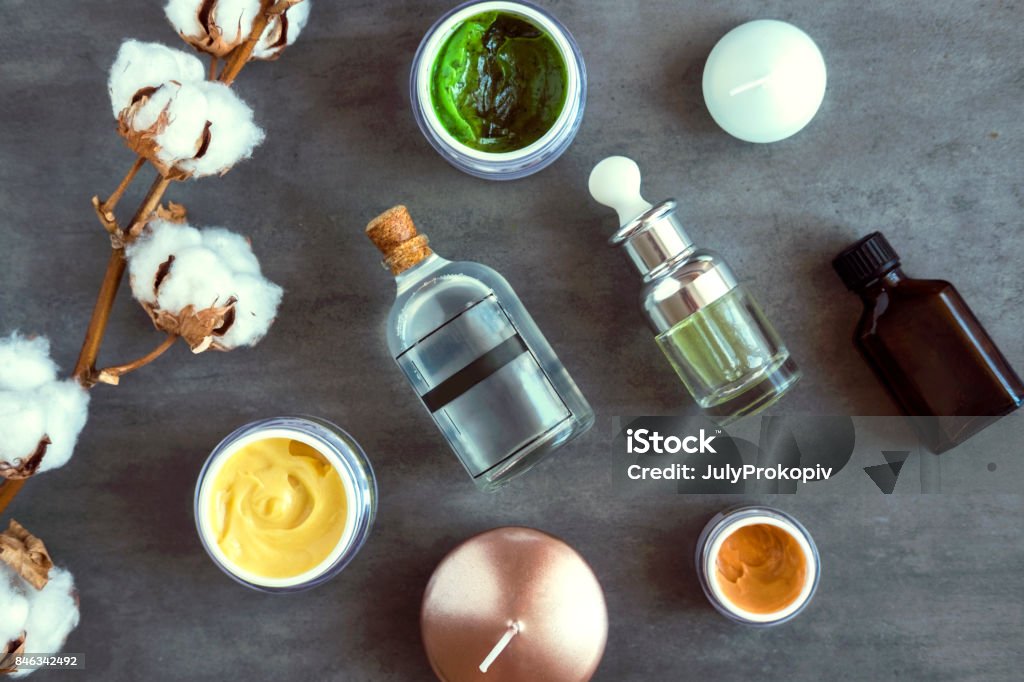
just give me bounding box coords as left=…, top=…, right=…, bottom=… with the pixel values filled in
left=397, top=294, right=572, bottom=477
left=420, top=334, right=529, bottom=412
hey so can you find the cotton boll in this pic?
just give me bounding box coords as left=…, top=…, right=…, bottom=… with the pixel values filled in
left=177, top=82, right=264, bottom=177
left=201, top=228, right=261, bottom=275
left=34, top=382, right=90, bottom=475
left=253, top=1, right=312, bottom=60
left=0, top=392, right=47, bottom=464
left=125, top=220, right=282, bottom=352
left=120, top=83, right=216, bottom=176
left=153, top=246, right=237, bottom=314
left=126, top=220, right=203, bottom=304
left=18, top=568, right=80, bottom=670
left=108, top=40, right=204, bottom=118
left=112, top=43, right=262, bottom=176
left=218, top=273, right=283, bottom=349
left=0, top=570, right=30, bottom=645
left=0, top=384, right=88, bottom=476
left=166, top=0, right=263, bottom=58
left=0, top=335, right=89, bottom=478
left=0, top=334, right=57, bottom=392
left=123, top=82, right=211, bottom=172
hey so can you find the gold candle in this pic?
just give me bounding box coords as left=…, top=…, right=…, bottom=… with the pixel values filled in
left=421, top=527, right=608, bottom=681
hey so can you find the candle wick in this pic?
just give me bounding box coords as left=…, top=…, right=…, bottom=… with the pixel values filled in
left=479, top=622, right=521, bottom=673
left=729, top=74, right=773, bottom=97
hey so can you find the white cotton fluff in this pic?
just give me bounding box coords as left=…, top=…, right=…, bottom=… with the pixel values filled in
left=175, top=82, right=265, bottom=177
left=213, top=0, right=263, bottom=44
left=126, top=221, right=283, bottom=350
left=0, top=334, right=90, bottom=475
left=0, top=571, right=30, bottom=645
left=108, top=40, right=264, bottom=177
left=165, top=0, right=261, bottom=48
left=154, top=246, right=236, bottom=313
left=0, top=335, right=57, bottom=393
left=253, top=1, right=312, bottom=60
left=200, top=227, right=262, bottom=275
left=121, top=79, right=264, bottom=178
left=218, top=272, right=283, bottom=348
left=33, top=382, right=91, bottom=473
left=130, top=82, right=209, bottom=164
left=0, top=393, right=48, bottom=467
left=121, top=221, right=203, bottom=303
left=107, top=40, right=205, bottom=118
left=18, top=568, right=80, bottom=666
left=0, top=564, right=80, bottom=678
left=164, top=0, right=204, bottom=38
left=165, top=0, right=311, bottom=59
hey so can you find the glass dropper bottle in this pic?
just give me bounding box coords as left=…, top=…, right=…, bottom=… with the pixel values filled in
left=589, top=156, right=800, bottom=422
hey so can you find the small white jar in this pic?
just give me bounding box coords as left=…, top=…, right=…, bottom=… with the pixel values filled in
left=695, top=506, right=820, bottom=626
left=410, top=0, right=587, bottom=180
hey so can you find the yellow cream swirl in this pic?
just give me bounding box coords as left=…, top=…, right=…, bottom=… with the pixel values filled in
left=208, top=438, right=347, bottom=579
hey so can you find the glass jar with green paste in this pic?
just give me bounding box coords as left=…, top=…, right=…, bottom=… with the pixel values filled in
left=411, top=1, right=587, bottom=180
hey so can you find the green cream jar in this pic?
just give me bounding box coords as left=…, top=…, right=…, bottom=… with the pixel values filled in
left=411, top=0, right=587, bottom=180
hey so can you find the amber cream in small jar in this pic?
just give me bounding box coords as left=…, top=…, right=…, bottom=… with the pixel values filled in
left=696, top=506, right=819, bottom=625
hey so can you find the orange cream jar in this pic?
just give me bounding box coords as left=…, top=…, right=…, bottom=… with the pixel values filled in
left=696, top=506, right=819, bottom=625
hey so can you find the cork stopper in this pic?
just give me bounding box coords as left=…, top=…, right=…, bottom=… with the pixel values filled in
left=366, top=205, right=434, bottom=275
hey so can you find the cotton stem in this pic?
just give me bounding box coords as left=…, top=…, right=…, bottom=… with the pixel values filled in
left=104, top=155, right=146, bottom=214
left=0, top=479, right=26, bottom=515
left=218, top=0, right=275, bottom=85
left=92, top=156, right=147, bottom=235
left=94, top=335, right=178, bottom=386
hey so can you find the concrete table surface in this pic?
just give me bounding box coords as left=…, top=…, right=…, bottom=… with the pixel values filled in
left=1, top=1, right=1022, bottom=680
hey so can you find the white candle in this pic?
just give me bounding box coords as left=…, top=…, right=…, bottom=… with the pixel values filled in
left=702, top=20, right=827, bottom=143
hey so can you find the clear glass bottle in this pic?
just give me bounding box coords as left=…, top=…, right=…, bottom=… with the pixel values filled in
left=833, top=232, right=1024, bottom=452
left=624, top=202, right=800, bottom=421
left=590, top=157, right=800, bottom=422
left=366, top=206, right=594, bottom=490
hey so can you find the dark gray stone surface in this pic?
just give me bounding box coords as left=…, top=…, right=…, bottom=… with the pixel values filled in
left=1, top=0, right=1022, bottom=680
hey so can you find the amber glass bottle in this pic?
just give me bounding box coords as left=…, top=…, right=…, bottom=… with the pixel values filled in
left=833, top=232, right=1024, bottom=452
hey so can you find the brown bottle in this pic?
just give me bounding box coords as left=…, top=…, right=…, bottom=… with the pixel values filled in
left=833, top=232, right=1024, bottom=452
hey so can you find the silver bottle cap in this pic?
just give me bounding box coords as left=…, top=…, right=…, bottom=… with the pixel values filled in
left=642, top=252, right=739, bottom=334
left=609, top=199, right=694, bottom=279
left=589, top=156, right=738, bottom=329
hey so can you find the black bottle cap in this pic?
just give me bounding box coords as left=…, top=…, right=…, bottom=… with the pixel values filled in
left=832, top=232, right=901, bottom=290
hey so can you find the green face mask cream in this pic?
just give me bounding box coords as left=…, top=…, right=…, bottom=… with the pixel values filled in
left=430, top=11, right=568, bottom=153
left=411, top=1, right=587, bottom=180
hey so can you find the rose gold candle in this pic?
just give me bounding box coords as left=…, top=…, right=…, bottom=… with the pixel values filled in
left=421, top=527, right=608, bottom=682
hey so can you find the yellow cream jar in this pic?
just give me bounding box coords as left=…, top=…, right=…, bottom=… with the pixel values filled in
left=196, top=417, right=377, bottom=591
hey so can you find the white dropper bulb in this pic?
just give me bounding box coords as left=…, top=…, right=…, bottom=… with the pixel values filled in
left=588, top=156, right=654, bottom=227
